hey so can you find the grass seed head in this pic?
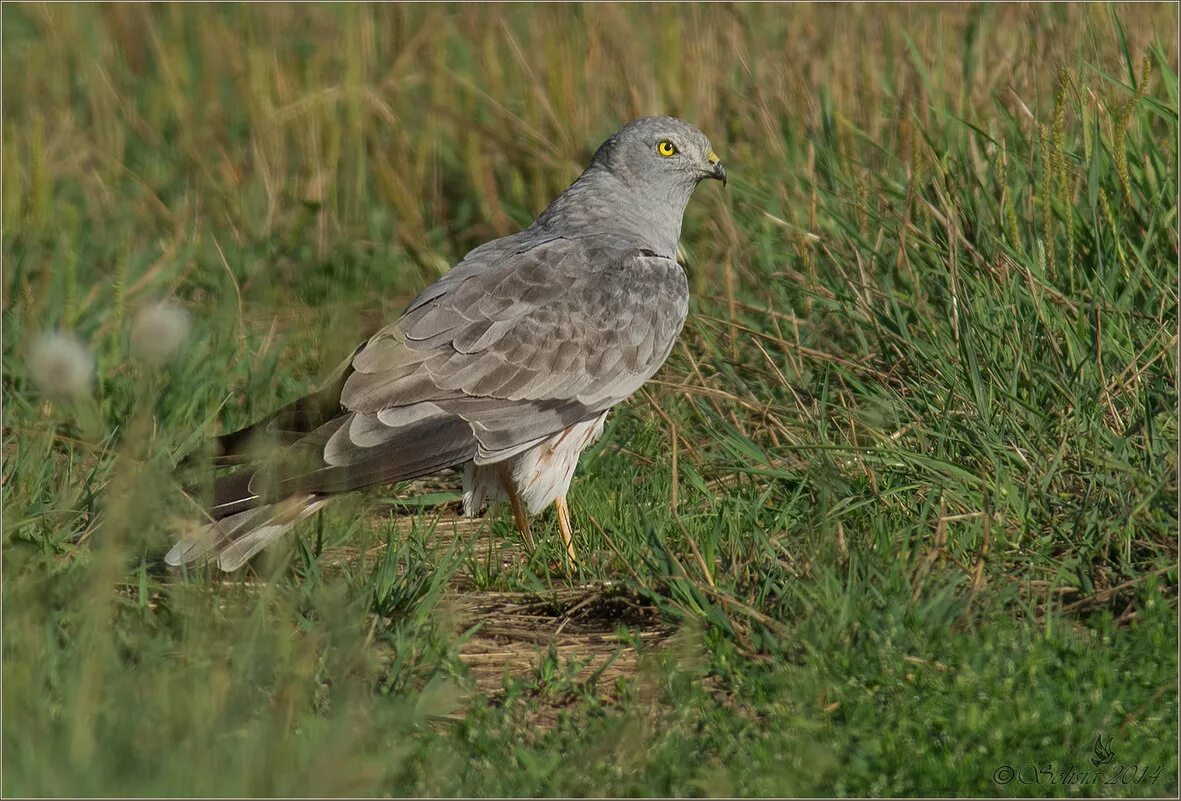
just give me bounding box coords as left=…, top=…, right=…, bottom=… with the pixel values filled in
left=28, top=331, right=95, bottom=398
left=131, top=300, right=192, bottom=367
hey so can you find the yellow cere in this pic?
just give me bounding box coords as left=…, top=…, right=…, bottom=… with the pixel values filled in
left=707, top=150, right=720, bottom=165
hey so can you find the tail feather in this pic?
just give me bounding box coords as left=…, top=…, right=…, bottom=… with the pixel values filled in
left=209, top=468, right=262, bottom=519
left=165, top=506, right=264, bottom=567
left=169, top=339, right=486, bottom=572
left=215, top=496, right=329, bottom=571
left=165, top=495, right=328, bottom=571
left=211, top=349, right=359, bottom=466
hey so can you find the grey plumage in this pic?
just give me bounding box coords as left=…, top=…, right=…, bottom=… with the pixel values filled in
left=167, top=115, right=724, bottom=571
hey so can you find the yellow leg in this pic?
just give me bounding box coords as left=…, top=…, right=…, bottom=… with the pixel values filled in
left=497, top=464, right=535, bottom=552
left=554, top=495, right=578, bottom=567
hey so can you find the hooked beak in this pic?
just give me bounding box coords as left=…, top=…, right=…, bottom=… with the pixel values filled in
left=706, top=151, right=726, bottom=187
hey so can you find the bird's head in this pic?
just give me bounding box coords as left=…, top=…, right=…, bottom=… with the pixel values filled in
left=591, top=116, right=726, bottom=191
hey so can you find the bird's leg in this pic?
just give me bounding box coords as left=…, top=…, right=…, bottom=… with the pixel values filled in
left=496, top=463, right=535, bottom=553
left=554, top=495, right=578, bottom=567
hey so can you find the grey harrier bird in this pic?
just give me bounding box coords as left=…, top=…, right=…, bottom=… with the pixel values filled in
left=167, top=116, right=725, bottom=572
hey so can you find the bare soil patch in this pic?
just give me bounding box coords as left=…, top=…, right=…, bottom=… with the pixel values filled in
left=321, top=493, right=679, bottom=715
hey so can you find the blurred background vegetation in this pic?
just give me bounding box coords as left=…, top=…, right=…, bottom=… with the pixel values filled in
left=2, top=2, right=1178, bottom=796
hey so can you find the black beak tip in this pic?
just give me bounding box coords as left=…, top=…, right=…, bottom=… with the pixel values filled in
left=713, top=161, right=727, bottom=187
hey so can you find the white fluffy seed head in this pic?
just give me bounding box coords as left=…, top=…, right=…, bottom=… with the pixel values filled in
left=29, top=332, right=95, bottom=398
left=131, top=301, right=191, bottom=367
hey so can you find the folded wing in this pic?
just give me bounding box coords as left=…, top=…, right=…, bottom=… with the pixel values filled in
left=212, top=235, right=689, bottom=511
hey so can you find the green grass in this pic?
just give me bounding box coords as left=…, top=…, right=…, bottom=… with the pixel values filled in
left=3, top=3, right=1178, bottom=797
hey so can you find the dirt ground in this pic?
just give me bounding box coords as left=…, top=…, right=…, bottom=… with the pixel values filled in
left=316, top=488, right=682, bottom=720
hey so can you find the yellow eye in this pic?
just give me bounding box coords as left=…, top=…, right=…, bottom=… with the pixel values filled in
left=657, top=140, right=678, bottom=157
